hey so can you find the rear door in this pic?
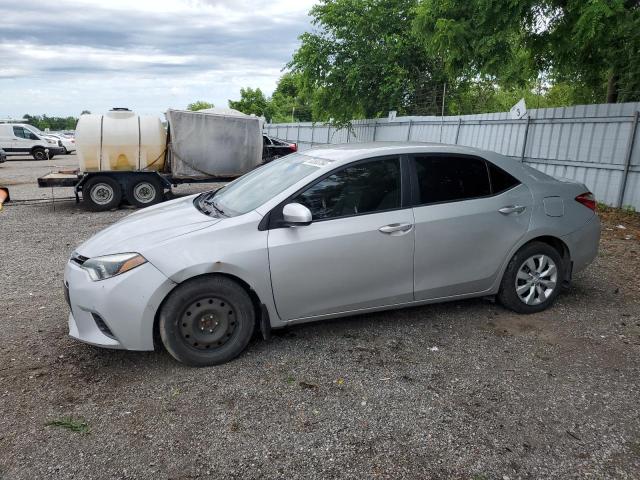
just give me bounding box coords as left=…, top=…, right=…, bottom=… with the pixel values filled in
left=267, top=156, right=415, bottom=321
left=411, top=154, right=532, bottom=300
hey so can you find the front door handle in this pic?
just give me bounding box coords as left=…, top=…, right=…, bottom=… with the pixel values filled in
left=498, top=205, right=526, bottom=215
left=379, top=223, right=413, bottom=234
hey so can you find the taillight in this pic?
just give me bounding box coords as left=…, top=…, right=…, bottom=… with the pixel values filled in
left=290, top=143, right=297, bottom=152
left=575, top=192, right=596, bottom=211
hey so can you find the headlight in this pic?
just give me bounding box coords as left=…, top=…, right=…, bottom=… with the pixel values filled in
left=46, top=138, right=56, bottom=144
left=81, top=253, right=147, bottom=281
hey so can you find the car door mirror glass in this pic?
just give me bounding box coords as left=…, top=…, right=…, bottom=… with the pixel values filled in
left=283, top=203, right=312, bottom=226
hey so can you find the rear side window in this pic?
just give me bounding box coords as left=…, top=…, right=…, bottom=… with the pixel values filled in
left=295, top=157, right=401, bottom=220
left=413, top=155, right=490, bottom=204
left=488, top=161, right=520, bottom=194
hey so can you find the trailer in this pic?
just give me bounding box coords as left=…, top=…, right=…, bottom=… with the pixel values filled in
left=38, top=108, right=264, bottom=211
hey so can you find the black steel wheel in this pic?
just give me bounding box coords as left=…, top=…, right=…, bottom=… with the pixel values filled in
left=159, top=276, right=255, bottom=366
left=32, top=148, right=47, bottom=161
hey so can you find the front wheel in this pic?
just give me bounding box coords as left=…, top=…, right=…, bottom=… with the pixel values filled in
left=498, top=241, right=564, bottom=314
left=159, top=276, right=255, bottom=366
left=32, top=148, right=47, bottom=161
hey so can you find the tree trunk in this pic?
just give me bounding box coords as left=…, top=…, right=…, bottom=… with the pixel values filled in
left=606, top=73, right=619, bottom=103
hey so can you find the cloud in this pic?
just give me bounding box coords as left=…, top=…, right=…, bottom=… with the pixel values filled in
left=0, top=0, right=316, bottom=117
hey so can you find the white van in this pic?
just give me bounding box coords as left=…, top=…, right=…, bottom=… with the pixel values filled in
left=0, top=123, right=66, bottom=160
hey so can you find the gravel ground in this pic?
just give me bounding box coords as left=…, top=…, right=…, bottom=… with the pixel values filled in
left=1, top=156, right=639, bottom=479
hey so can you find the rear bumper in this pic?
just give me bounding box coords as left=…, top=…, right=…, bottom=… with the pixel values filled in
left=562, top=214, right=601, bottom=274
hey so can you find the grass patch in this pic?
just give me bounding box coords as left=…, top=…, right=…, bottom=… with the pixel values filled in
left=46, top=417, right=89, bottom=434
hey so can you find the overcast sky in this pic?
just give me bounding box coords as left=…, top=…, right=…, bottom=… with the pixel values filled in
left=0, top=0, right=317, bottom=119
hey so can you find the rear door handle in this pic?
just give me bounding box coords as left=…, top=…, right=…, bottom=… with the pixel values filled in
left=498, top=205, right=526, bottom=215
left=379, top=223, right=413, bottom=234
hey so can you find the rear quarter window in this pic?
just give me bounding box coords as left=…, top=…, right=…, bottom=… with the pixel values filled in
left=488, top=162, right=520, bottom=194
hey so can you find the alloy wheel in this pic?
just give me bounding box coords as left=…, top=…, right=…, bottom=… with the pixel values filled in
left=515, top=254, right=558, bottom=305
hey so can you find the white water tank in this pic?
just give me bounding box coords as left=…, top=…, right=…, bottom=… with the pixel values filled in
left=75, top=108, right=167, bottom=172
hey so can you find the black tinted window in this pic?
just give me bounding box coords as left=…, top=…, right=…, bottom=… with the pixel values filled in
left=295, top=158, right=401, bottom=220
left=488, top=162, right=520, bottom=194
left=413, top=155, right=490, bottom=204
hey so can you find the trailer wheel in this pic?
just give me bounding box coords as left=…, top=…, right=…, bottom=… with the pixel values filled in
left=83, top=176, right=122, bottom=211
left=126, top=176, right=164, bottom=208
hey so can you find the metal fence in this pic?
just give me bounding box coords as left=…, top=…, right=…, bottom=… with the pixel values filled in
left=265, top=102, right=640, bottom=209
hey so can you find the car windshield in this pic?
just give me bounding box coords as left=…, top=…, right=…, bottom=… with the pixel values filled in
left=195, top=153, right=332, bottom=217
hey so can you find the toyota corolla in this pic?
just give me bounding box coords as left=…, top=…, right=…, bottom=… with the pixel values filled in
left=64, top=143, right=600, bottom=366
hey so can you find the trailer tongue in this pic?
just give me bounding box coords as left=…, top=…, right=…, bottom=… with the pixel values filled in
left=38, top=107, right=263, bottom=211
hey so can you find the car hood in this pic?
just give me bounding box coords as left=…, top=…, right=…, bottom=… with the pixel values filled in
left=76, top=194, right=221, bottom=258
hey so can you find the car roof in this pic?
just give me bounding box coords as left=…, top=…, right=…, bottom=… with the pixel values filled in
left=299, top=142, right=500, bottom=163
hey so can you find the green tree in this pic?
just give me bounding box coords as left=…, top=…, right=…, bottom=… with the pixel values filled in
left=269, top=72, right=313, bottom=122
left=186, top=101, right=215, bottom=111
left=413, top=0, right=640, bottom=103
left=23, top=114, right=78, bottom=130
left=228, top=88, right=270, bottom=118
left=288, top=0, right=447, bottom=123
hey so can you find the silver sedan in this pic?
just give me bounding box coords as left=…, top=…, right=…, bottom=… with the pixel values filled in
left=64, top=143, right=600, bottom=366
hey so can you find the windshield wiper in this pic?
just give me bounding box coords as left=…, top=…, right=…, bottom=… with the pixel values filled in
left=210, top=200, right=227, bottom=217
left=198, top=192, right=227, bottom=217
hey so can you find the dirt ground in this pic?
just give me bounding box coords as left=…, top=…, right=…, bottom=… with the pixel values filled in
left=1, top=156, right=639, bottom=479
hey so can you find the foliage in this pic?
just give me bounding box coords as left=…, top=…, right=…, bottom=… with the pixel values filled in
left=269, top=72, right=313, bottom=123
left=228, top=74, right=313, bottom=123
left=413, top=0, right=640, bottom=103
left=228, top=87, right=270, bottom=118
left=46, top=418, right=89, bottom=434
left=186, top=101, right=215, bottom=111
left=23, top=114, right=78, bottom=131
left=288, top=0, right=447, bottom=123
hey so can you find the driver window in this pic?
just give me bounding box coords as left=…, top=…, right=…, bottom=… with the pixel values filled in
left=294, top=157, right=401, bottom=221
left=13, top=126, right=26, bottom=139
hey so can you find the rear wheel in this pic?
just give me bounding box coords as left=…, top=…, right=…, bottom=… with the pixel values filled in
left=498, top=241, right=563, bottom=314
left=125, top=176, right=164, bottom=208
left=159, top=276, right=255, bottom=366
left=83, top=176, right=122, bottom=211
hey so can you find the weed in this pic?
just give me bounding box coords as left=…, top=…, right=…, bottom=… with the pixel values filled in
left=46, top=417, right=89, bottom=434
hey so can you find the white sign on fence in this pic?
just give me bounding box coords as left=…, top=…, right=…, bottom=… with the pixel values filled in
left=510, top=98, right=527, bottom=119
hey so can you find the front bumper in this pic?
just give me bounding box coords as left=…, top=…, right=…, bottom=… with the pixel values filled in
left=64, top=259, right=176, bottom=350
left=46, top=146, right=66, bottom=155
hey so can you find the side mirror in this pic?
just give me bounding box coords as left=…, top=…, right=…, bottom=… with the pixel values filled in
left=282, top=203, right=312, bottom=226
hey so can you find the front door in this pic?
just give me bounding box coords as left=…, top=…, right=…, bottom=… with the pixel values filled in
left=268, top=156, right=415, bottom=321
left=12, top=126, right=35, bottom=154
left=411, top=154, right=533, bottom=300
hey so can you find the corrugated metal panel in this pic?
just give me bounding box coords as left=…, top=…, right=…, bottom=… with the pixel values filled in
left=265, top=102, right=640, bottom=209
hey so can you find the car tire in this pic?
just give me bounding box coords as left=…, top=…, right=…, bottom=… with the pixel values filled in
left=32, top=148, right=47, bottom=161
left=497, top=241, right=564, bottom=314
left=125, top=176, right=164, bottom=208
left=159, top=276, right=255, bottom=366
left=83, top=176, right=122, bottom=212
